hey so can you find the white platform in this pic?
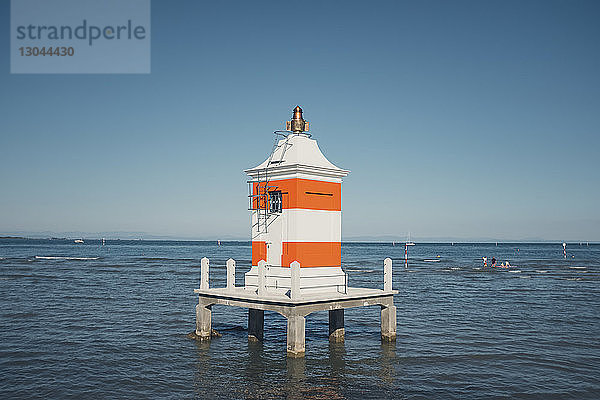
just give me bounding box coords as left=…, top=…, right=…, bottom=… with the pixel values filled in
left=244, top=265, right=347, bottom=296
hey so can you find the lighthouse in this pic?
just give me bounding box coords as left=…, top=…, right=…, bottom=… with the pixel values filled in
left=192, top=106, right=397, bottom=357
left=244, top=106, right=349, bottom=296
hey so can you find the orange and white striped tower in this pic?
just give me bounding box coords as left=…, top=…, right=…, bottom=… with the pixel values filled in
left=244, top=106, right=349, bottom=295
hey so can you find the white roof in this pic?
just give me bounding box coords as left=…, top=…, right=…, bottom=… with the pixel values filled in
left=245, top=134, right=349, bottom=181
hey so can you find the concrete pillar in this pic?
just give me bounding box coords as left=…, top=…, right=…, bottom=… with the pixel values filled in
left=195, top=301, right=212, bottom=340
left=226, top=258, right=236, bottom=290
left=328, top=309, right=345, bottom=342
left=380, top=303, right=397, bottom=342
left=290, top=260, right=300, bottom=300
left=287, top=314, right=305, bottom=357
left=248, top=308, right=264, bottom=342
left=384, top=257, right=392, bottom=292
left=257, top=260, right=267, bottom=296
left=200, top=257, right=209, bottom=289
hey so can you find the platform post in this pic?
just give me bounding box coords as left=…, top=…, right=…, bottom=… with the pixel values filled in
left=248, top=308, right=264, bottom=342
left=195, top=301, right=212, bottom=340
left=226, top=258, right=236, bottom=290
left=200, top=257, right=209, bottom=289
left=290, top=261, right=300, bottom=300
left=257, top=260, right=267, bottom=296
left=328, top=309, right=345, bottom=342
left=287, top=313, right=306, bottom=357
left=380, top=302, right=397, bottom=342
left=384, top=258, right=392, bottom=292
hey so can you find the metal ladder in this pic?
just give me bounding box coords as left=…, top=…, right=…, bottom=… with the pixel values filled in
left=249, top=132, right=294, bottom=236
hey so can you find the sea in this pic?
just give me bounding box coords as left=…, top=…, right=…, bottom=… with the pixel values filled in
left=1, top=239, right=599, bottom=399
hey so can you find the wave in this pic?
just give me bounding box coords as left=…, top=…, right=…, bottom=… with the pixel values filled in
left=344, top=268, right=376, bottom=273
left=35, top=256, right=99, bottom=260
left=136, top=257, right=197, bottom=261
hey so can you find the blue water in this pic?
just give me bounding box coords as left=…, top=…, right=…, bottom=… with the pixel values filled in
left=1, top=239, right=599, bottom=399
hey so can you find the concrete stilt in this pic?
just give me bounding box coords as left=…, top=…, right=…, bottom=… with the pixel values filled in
left=287, top=314, right=306, bottom=357
left=248, top=308, right=264, bottom=342
left=195, top=302, right=212, bottom=340
left=380, top=304, right=397, bottom=342
left=328, top=309, right=345, bottom=342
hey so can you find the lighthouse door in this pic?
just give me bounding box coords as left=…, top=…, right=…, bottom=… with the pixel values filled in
left=266, top=236, right=282, bottom=267
left=266, top=212, right=283, bottom=267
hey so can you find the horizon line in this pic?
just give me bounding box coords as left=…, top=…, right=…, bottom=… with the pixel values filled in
left=1, top=236, right=597, bottom=244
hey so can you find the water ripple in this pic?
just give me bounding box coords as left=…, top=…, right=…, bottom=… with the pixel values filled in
left=0, top=241, right=598, bottom=399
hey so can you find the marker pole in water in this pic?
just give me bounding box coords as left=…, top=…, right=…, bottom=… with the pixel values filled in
left=563, top=242, right=566, bottom=258
left=404, top=243, right=408, bottom=268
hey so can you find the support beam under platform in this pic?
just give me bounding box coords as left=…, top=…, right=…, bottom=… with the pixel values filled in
left=328, top=309, right=344, bottom=342
left=287, top=314, right=306, bottom=357
left=248, top=308, right=264, bottom=342
left=380, top=304, right=397, bottom=342
left=195, top=302, right=212, bottom=340
left=193, top=287, right=397, bottom=357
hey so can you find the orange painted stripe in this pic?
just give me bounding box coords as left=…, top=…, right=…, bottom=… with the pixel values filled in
left=251, top=241, right=266, bottom=266
left=253, top=178, right=341, bottom=211
left=281, top=242, right=341, bottom=268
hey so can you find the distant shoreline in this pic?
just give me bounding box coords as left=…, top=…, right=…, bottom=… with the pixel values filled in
left=0, top=237, right=597, bottom=245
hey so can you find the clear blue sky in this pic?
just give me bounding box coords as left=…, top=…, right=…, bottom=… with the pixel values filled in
left=1, top=0, right=599, bottom=241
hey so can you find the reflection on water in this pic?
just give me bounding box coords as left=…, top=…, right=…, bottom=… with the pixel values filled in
left=286, top=357, right=306, bottom=400
left=191, top=320, right=400, bottom=399
left=192, top=339, right=212, bottom=397
left=378, top=342, right=396, bottom=386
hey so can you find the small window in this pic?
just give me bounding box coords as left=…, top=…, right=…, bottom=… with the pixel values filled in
left=269, top=191, right=282, bottom=213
